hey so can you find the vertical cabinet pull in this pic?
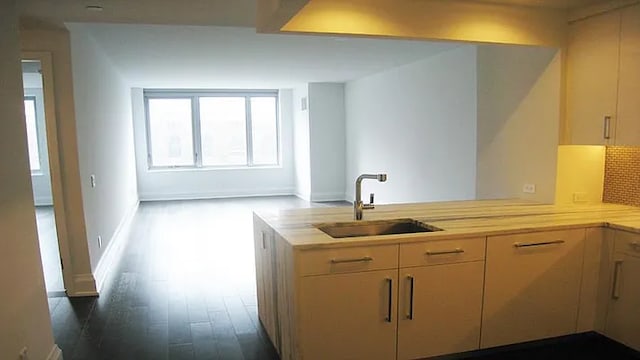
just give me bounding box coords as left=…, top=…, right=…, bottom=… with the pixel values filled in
left=604, top=115, right=612, bottom=140
left=261, top=231, right=266, bottom=249
left=612, top=260, right=623, bottom=300
left=407, top=275, right=415, bottom=320
left=385, top=278, right=393, bottom=323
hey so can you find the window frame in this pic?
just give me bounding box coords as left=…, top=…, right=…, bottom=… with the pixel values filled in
left=143, top=89, right=280, bottom=170
left=24, top=95, right=43, bottom=174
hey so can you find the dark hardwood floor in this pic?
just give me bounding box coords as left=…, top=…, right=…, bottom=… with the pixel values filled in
left=49, top=196, right=345, bottom=360
left=47, top=196, right=640, bottom=360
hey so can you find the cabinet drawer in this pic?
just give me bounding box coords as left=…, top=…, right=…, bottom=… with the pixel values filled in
left=614, top=230, right=640, bottom=256
left=297, top=245, right=398, bottom=276
left=400, top=237, right=485, bottom=267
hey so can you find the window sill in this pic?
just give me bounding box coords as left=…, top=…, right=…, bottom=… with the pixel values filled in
left=146, top=165, right=283, bottom=173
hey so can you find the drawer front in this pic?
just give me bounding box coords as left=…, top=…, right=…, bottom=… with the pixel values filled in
left=400, top=237, right=486, bottom=267
left=615, top=230, right=640, bottom=257
left=298, top=245, right=398, bottom=276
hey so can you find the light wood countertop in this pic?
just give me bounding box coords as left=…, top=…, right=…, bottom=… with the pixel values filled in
left=255, top=199, right=640, bottom=250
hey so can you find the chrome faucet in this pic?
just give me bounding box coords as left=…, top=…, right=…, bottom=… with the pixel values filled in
left=354, top=173, right=387, bottom=220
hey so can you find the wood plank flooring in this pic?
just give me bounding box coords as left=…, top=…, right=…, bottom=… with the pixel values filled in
left=49, top=196, right=346, bottom=360
left=47, top=196, right=639, bottom=360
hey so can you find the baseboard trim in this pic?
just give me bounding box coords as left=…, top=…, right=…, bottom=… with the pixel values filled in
left=94, top=200, right=140, bottom=293
left=294, top=192, right=311, bottom=201
left=34, top=197, right=53, bottom=206
left=71, top=273, right=98, bottom=297
left=46, top=344, right=63, bottom=360
left=310, top=192, right=346, bottom=202
left=139, top=188, right=295, bottom=201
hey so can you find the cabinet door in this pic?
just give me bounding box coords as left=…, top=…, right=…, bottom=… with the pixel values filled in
left=398, top=261, right=484, bottom=360
left=481, top=229, right=585, bottom=348
left=299, top=270, right=398, bottom=360
left=615, top=4, right=640, bottom=146
left=566, top=10, right=621, bottom=145
left=253, top=218, right=279, bottom=348
left=606, top=253, right=640, bottom=351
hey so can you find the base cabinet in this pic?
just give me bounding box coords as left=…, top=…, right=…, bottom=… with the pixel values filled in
left=253, top=215, right=279, bottom=350
left=481, top=229, right=585, bottom=348
left=605, top=231, right=640, bottom=351
left=253, top=215, right=638, bottom=359
left=299, top=270, right=398, bottom=360
left=397, top=261, right=484, bottom=359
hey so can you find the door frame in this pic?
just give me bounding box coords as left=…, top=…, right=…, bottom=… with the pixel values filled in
left=22, top=51, right=75, bottom=296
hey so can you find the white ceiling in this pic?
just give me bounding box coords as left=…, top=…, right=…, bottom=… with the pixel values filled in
left=19, top=0, right=257, bottom=27
left=19, top=0, right=613, bottom=29
left=74, top=23, right=459, bottom=89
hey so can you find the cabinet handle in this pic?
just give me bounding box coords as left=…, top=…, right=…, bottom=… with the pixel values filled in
left=604, top=116, right=611, bottom=140
left=386, top=278, right=393, bottom=323
left=513, top=240, right=565, bottom=248
left=425, top=248, right=464, bottom=256
left=407, top=275, right=415, bottom=320
left=630, top=242, right=640, bottom=252
left=612, top=260, right=623, bottom=300
left=330, top=256, right=373, bottom=264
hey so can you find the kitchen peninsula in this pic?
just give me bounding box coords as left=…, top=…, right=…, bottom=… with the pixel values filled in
left=253, top=199, right=640, bottom=359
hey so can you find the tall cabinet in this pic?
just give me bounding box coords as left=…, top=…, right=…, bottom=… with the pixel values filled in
left=566, top=4, right=640, bottom=145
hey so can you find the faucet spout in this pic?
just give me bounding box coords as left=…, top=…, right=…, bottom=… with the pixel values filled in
left=354, top=173, right=387, bottom=220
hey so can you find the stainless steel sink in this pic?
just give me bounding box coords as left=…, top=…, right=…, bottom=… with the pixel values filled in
left=316, top=219, right=442, bottom=238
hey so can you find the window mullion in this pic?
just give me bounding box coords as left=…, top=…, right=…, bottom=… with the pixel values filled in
left=144, top=95, right=154, bottom=168
left=192, top=96, right=203, bottom=167
left=245, top=96, right=254, bottom=167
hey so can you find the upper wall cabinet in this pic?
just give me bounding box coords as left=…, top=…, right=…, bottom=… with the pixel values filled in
left=567, top=5, right=640, bottom=146
left=566, top=10, right=621, bottom=145
left=615, top=5, right=640, bottom=146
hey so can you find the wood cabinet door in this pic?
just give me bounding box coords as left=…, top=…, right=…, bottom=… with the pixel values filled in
left=481, top=229, right=585, bottom=348
left=397, top=262, right=484, bottom=360
left=606, top=253, right=640, bottom=351
left=253, top=218, right=278, bottom=348
left=615, top=4, right=640, bottom=146
left=566, top=10, right=621, bottom=145
left=299, top=270, right=398, bottom=360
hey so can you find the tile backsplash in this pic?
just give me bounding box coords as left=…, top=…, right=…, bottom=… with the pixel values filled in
left=603, top=146, right=640, bottom=207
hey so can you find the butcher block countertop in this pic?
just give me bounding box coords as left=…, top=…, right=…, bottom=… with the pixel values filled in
left=254, top=199, right=640, bottom=250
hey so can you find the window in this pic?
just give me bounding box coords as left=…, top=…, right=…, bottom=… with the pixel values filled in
left=145, top=91, right=279, bottom=168
left=24, top=97, right=41, bottom=172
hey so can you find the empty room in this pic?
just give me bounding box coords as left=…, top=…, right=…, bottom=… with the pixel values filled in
left=2, top=1, right=640, bottom=360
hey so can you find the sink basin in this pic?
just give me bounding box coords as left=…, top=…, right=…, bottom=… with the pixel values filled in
left=316, top=219, right=442, bottom=238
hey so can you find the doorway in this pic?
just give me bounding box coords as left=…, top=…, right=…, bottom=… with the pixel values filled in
left=21, top=53, right=74, bottom=298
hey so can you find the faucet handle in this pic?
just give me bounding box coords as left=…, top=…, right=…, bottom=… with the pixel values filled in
left=363, top=193, right=376, bottom=210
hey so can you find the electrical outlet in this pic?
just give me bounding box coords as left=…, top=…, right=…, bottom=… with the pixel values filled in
left=90, top=174, right=96, bottom=188
left=19, top=347, right=28, bottom=360
left=98, top=235, right=102, bottom=248
left=522, top=183, right=536, bottom=194
left=573, top=192, right=588, bottom=203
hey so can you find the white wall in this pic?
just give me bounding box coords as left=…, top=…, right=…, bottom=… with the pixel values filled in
left=476, top=45, right=561, bottom=203
left=308, top=83, right=346, bottom=201
left=293, top=85, right=311, bottom=200
left=23, top=75, right=54, bottom=206
left=345, top=46, right=478, bottom=204
left=131, top=89, right=295, bottom=200
left=69, top=28, right=139, bottom=271
left=0, top=1, right=57, bottom=358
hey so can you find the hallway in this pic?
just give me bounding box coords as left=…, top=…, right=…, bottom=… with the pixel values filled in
left=49, top=196, right=343, bottom=360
